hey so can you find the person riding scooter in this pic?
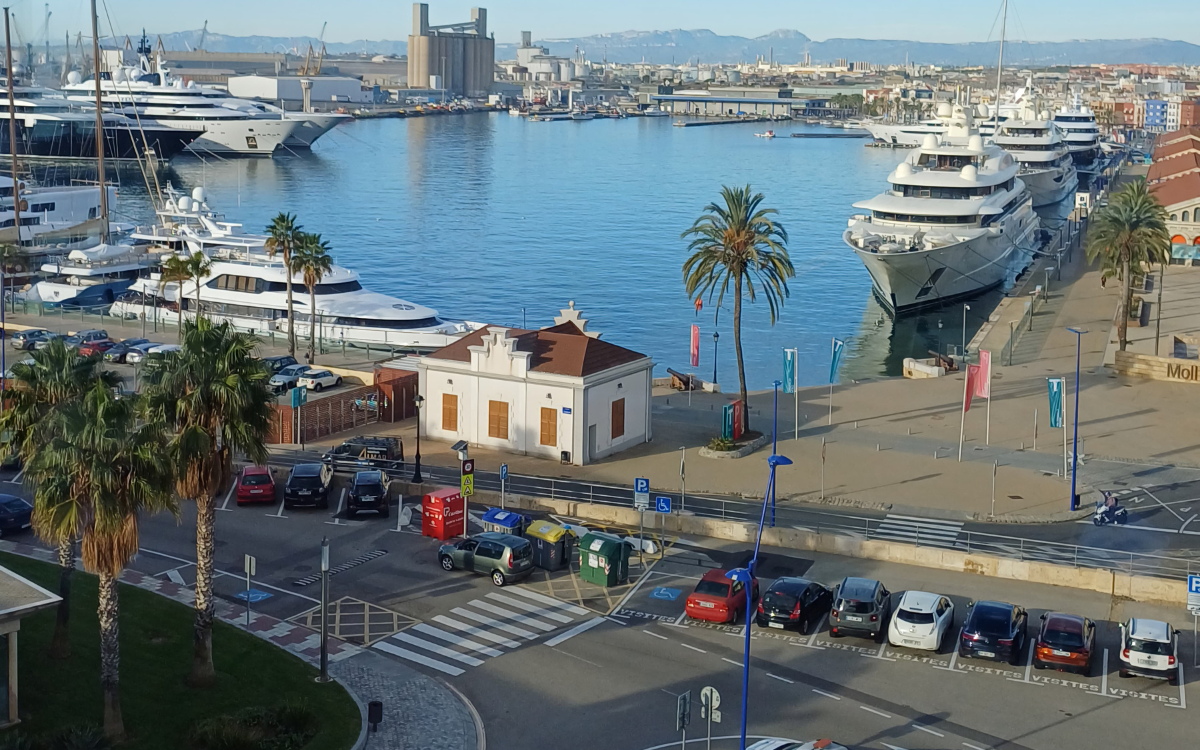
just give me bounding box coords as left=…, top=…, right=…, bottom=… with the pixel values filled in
left=1094, top=492, right=1127, bottom=526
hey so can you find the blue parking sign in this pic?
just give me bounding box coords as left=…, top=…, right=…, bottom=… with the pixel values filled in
left=1189, top=575, right=1200, bottom=614
left=500, top=463, right=508, bottom=481
left=656, top=496, right=672, bottom=513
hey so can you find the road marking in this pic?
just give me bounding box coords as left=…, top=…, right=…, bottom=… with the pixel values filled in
left=811, top=688, right=840, bottom=701
left=873, top=514, right=964, bottom=548
left=325, top=489, right=348, bottom=526
left=680, top=643, right=707, bottom=654
left=604, top=616, right=629, bottom=626
left=217, top=483, right=236, bottom=512
left=962, top=743, right=988, bottom=750
left=450, top=607, right=538, bottom=639
left=859, top=705, right=891, bottom=719
left=933, top=642, right=964, bottom=673
left=469, top=600, right=558, bottom=632
left=507, top=586, right=590, bottom=616
left=796, top=614, right=827, bottom=650
left=165, top=569, right=185, bottom=585
left=1166, top=664, right=1187, bottom=710
left=1006, top=641, right=1043, bottom=686
left=5, top=469, right=24, bottom=484
left=608, top=554, right=660, bottom=615
left=412, top=623, right=503, bottom=658
left=766, top=673, right=793, bottom=684
left=1144, top=488, right=1186, bottom=522
left=861, top=641, right=896, bottom=662
left=912, top=724, right=944, bottom=737
left=266, top=497, right=287, bottom=519
left=1182, top=514, right=1198, bottom=533
left=543, top=616, right=605, bottom=647
left=390, top=631, right=484, bottom=666
left=881, top=744, right=909, bottom=750
left=374, top=640, right=465, bottom=676
left=667, top=610, right=690, bottom=628
left=721, top=657, right=743, bottom=668
left=432, top=615, right=521, bottom=649
left=485, top=592, right=573, bottom=623
left=643, top=629, right=669, bottom=640
left=1096, top=648, right=1119, bottom=700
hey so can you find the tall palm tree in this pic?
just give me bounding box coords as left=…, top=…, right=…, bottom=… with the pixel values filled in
left=0, top=340, right=119, bottom=659
left=264, top=213, right=304, bottom=357
left=158, top=254, right=192, bottom=341
left=682, top=185, right=794, bottom=433
left=30, top=384, right=175, bottom=741
left=141, top=317, right=273, bottom=686
left=1086, top=179, right=1171, bottom=352
left=290, top=232, right=333, bottom=364
left=183, top=251, right=214, bottom=314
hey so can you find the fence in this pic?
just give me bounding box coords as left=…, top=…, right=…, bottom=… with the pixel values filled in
left=271, top=385, right=380, bottom=444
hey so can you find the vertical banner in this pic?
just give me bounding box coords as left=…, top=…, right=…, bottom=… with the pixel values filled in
left=1047, top=378, right=1065, bottom=429
left=690, top=325, right=700, bottom=368
left=731, top=400, right=745, bottom=441
left=721, top=403, right=734, bottom=439
left=976, top=351, right=992, bottom=398
left=783, top=349, right=796, bottom=394
left=964, top=364, right=981, bottom=412
left=829, top=338, right=846, bottom=383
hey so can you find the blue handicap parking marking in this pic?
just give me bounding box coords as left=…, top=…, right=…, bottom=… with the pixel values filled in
left=234, top=589, right=273, bottom=604
left=650, top=587, right=681, bottom=601
left=655, top=496, right=672, bottom=513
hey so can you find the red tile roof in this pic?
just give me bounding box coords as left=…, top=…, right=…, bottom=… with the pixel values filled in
left=426, top=322, right=649, bottom=377
left=1148, top=152, right=1200, bottom=183
left=1153, top=139, right=1200, bottom=162
left=1156, top=127, right=1200, bottom=148
left=1150, top=172, right=1200, bottom=209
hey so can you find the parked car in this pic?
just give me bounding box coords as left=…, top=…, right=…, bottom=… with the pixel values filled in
left=346, top=470, right=389, bottom=518
left=829, top=577, right=891, bottom=640
left=1118, top=618, right=1180, bottom=684
left=3, top=356, right=34, bottom=380
left=235, top=466, right=277, bottom=505
left=322, top=436, right=403, bottom=471
left=269, top=364, right=310, bottom=393
left=147, top=344, right=181, bottom=355
left=78, top=339, right=116, bottom=357
left=438, top=532, right=534, bottom=587
left=1033, top=612, right=1096, bottom=675
left=123, top=342, right=160, bottom=364
left=755, top=577, right=831, bottom=634
left=297, top=369, right=342, bottom=391
left=10, top=329, right=50, bottom=350
left=959, top=600, right=1028, bottom=664
left=888, top=591, right=955, bottom=651
left=33, top=332, right=66, bottom=350
left=63, top=329, right=108, bottom=348
left=261, top=355, right=299, bottom=375
left=283, top=463, right=333, bottom=509
left=685, top=568, right=758, bottom=624
left=104, top=338, right=151, bottom=363
left=0, top=494, right=32, bottom=536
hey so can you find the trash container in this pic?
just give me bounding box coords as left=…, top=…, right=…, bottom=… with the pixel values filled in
left=578, top=531, right=629, bottom=587
left=480, top=507, right=529, bottom=537
left=525, top=520, right=573, bottom=571
left=422, top=488, right=466, bottom=541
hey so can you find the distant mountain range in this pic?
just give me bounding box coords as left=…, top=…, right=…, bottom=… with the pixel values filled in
left=141, top=27, right=1200, bottom=66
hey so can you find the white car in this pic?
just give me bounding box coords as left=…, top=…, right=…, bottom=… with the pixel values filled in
left=887, top=590, right=954, bottom=651
left=147, top=344, right=182, bottom=355
left=297, top=369, right=342, bottom=391
left=1118, top=618, right=1179, bottom=684
left=123, top=342, right=161, bottom=364
left=747, top=741, right=847, bottom=750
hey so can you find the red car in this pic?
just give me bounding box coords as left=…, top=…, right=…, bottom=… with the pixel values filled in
left=685, top=568, right=759, bottom=624
left=1033, top=612, right=1096, bottom=675
left=78, top=339, right=115, bottom=357
left=236, top=466, right=277, bottom=505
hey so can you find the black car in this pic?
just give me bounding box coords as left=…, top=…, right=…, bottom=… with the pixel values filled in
left=959, top=600, right=1029, bottom=664
left=0, top=494, right=32, bottom=536
left=261, top=355, right=299, bottom=375
left=323, top=437, right=403, bottom=472
left=104, top=338, right=151, bottom=363
left=755, top=577, right=832, bottom=634
left=346, top=470, right=389, bottom=518
left=283, top=463, right=333, bottom=509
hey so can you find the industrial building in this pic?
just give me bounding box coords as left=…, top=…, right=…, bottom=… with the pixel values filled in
left=407, top=3, right=495, bottom=98
left=227, top=75, right=371, bottom=109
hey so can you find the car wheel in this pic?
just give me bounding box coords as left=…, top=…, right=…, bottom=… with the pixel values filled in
left=1033, top=659, right=1046, bottom=670
left=439, top=555, right=454, bottom=571
left=1118, top=668, right=1130, bottom=678
left=335, top=377, right=342, bottom=386
left=491, top=570, right=506, bottom=587
left=1168, top=674, right=1179, bottom=687
left=314, top=383, right=324, bottom=392
left=799, top=617, right=810, bottom=636
left=381, top=503, right=390, bottom=519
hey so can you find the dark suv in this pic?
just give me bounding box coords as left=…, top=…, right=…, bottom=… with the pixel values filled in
left=959, top=600, right=1028, bottom=664
left=283, top=463, right=333, bottom=509
left=347, top=470, right=389, bottom=518
left=261, top=355, right=299, bottom=375
left=829, top=577, right=891, bottom=640
left=323, top=437, right=403, bottom=472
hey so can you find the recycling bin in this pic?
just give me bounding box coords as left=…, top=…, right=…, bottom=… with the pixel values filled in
left=524, top=520, right=574, bottom=571
left=578, top=531, right=629, bottom=587
left=480, top=507, right=529, bottom=537
left=422, top=487, right=466, bottom=541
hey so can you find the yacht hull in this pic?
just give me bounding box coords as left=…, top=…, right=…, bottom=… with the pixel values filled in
left=1021, top=165, right=1079, bottom=207
left=0, top=118, right=198, bottom=162
left=162, top=119, right=304, bottom=156
left=282, top=114, right=351, bottom=147
left=33, top=279, right=135, bottom=307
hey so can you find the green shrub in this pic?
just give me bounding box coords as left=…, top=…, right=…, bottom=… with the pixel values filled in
left=48, top=726, right=110, bottom=750
left=189, top=702, right=318, bottom=750
left=707, top=436, right=735, bottom=452
left=0, top=732, right=36, bottom=750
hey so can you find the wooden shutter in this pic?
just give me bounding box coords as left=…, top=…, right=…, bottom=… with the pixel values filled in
left=488, top=400, right=509, bottom=440
left=611, top=398, right=625, bottom=440
left=540, top=407, right=557, bottom=446
left=441, top=393, right=458, bottom=432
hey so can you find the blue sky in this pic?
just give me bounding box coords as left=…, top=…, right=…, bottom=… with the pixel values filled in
left=28, top=0, right=1196, bottom=45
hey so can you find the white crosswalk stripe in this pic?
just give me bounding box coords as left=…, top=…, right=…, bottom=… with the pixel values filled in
left=412, top=623, right=504, bottom=658
left=451, top=606, right=540, bottom=639
left=872, top=514, right=964, bottom=548
left=374, top=641, right=465, bottom=676
left=505, top=587, right=590, bottom=616
left=485, top=593, right=573, bottom=623
left=432, top=615, right=522, bottom=649
left=469, top=600, right=558, bottom=632
left=390, top=632, right=484, bottom=666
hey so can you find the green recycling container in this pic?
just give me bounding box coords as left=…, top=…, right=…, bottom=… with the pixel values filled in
left=578, top=531, right=629, bottom=587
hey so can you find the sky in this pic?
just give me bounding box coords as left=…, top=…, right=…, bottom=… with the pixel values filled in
left=21, top=0, right=1198, bottom=46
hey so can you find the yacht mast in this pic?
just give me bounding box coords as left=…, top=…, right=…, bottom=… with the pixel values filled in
left=4, top=8, right=22, bottom=247
left=89, top=0, right=108, bottom=243
left=992, top=0, right=1007, bottom=137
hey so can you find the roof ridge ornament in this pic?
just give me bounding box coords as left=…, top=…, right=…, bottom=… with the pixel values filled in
left=551, top=300, right=601, bottom=338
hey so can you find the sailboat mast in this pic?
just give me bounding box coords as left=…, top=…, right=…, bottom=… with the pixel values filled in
left=4, top=8, right=21, bottom=247
left=992, top=0, right=1007, bottom=137
left=89, top=0, right=108, bottom=243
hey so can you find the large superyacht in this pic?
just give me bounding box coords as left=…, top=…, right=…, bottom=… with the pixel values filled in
left=990, top=95, right=1078, bottom=206
left=845, top=104, right=1041, bottom=313
left=1052, top=92, right=1101, bottom=164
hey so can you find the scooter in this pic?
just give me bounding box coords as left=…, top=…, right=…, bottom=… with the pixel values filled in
left=1093, top=502, right=1128, bottom=526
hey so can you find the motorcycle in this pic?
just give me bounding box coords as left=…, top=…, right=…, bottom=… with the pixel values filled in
left=1093, top=502, right=1128, bottom=526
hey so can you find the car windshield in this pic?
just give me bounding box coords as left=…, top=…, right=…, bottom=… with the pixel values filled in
left=764, top=589, right=800, bottom=610
left=898, top=609, right=936, bottom=625
left=970, top=609, right=1012, bottom=634
left=290, top=474, right=324, bottom=489
left=241, top=474, right=272, bottom=486
left=1042, top=628, right=1084, bottom=648
left=695, top=580, right=730, bottom=597
left=1129, top=637, right=1172, bottom=655
left=838, top=599, right=873, bottom=614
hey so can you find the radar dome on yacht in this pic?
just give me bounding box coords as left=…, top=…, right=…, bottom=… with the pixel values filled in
left=921, top=134, right=939, bottom=150
left=976, top=104, right=989, bottom=118
left=191, top=187, right=206, bottom=203
left=895, top=162, right=913, bottom=178
left=66, top=70, right=81, bottom=85
left=112, top=68, right=127, bottom=83
left=967, top=135, right=984, bottom=152
left=960, top=165, right=978, bottom=182
left=936, top=102, right=952, bottom=118
left=177, top=196, right=192, bottom=211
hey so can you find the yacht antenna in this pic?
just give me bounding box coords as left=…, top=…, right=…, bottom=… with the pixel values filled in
left=89, top=0, right=108, bottom=243
left=4, top=7, right=23, bottom=249
left=992, top=0, right=1007, bottom=139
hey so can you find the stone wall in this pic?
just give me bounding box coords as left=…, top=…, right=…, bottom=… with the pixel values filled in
left=1113, top=349, right=1200, bottom=383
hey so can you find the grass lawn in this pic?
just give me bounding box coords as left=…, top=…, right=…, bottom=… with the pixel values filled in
left=0, top=552, right=361, bottom=749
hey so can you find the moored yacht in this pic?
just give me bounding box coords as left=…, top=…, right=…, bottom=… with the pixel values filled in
left=32, top=242, right=160, bottom=307
left=845, top=104, right=1041, bottom=313
left=865, top=102, right=1004, bottom=147
left=1053, top=92, right=1101, bottom=165
left=0, top=176, right=129, bottom=247
left=990, top=99, right=1078, bottom=207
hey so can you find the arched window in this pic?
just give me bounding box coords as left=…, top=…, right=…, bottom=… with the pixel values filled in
left=1185, top=210, right=1193, bottom=222
left=1171, top=235, right=1188, bottom=244
left=1171, top=213, right=1178, bottom=221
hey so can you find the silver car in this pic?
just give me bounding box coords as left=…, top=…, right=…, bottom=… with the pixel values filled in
left=124, top=342, right=160, bottom=364
left=269, top=364, right=310, bottom=393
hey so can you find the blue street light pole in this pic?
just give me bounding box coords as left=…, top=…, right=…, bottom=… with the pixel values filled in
left=771, top=380, right=780, bottom=527
left=1067, top=327, right=1087, bottom=510
left=728, top=452, right=792, bottom=750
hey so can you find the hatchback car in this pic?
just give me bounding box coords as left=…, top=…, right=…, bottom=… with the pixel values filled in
left=268, top=364, right=310, bottom=393
left=261, top=355, right=299, bottom=374
left=297, top=369, right=342, bottom=391
left=63, top=329, right=108, bottom=348
left=438, top=532, right=534, bottom=587
left=685, top=568, right=759, bottom=624
left=78, top=339, right=116, bottom=357
left=346, top=470, right=389, bottom=518
left=755, top=577, right=831, bottom=634
left=147, top=344, right=181, bottom=355
left=33, top=332, right=66, bottom=350
left=10, top=329, right=50, bottom=350
left=829, top=577, right=891, bottom=640
left=888, top=591, right=954, bottom=651
left=0, top=494, right=32, bottom=536
left=104, top=338, right=150, bottom=363
left=959, top=600, right=1028, bottom=664
left=1034, top=612, right=1096, bottom=674
left=1118, top=618, right=1180, bottom=684
left=283, top=463, right=333, bottom=509
left=123, top=342, right=160, bottom=364
left=235, top=466, right=277, bottom=505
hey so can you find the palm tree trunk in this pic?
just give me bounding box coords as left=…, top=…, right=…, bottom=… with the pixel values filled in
left=1119, top=252, right=1131, bottom=352
left=177, top=291, right=183, bottom=343
left=189, top=492, right=217, bottom=686
left=733, top=273, right=749, bottom=433
left=195, top=276, right=202, bottom=317
left=285, top=250, right=296, bottom=357
left=309, top=287, right=317, bottom=364
left=98, top=571, right=125, bottom=741
left=49, top=536, right=74, bottom=659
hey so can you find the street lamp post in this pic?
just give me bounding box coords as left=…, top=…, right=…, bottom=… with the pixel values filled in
left=962, top=304, right=971, bottom=360
left=771, top=380, right=780, bottom=527
left=1067, top=327, right=1087, bottom=510
left=318, top=536, right=330, bottom=683
left=412, top=394, right=425, bottom=484
left=712, top=332, right=719, bottom=384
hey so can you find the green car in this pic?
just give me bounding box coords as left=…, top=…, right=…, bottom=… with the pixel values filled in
left=439, top=532, right=534, bottom=587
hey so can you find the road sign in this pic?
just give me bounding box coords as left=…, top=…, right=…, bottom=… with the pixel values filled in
left=1188, top=574, right=1200, bottom=614
left=461, top=459, right=475, bottom=474
left=650, top=587, right=681, bottom=601
left=291, top=387, right=307, bottom=408
left=461, top=459, right=475, bottom=497
left=656, top=496, right=672, bottom=514
left=500, top=463, right=508, bottom=481
left=244, top=554, right=256, bottom=576
left=634, top=477, right=650, bottom=511
left=234, top=589, right=272, bottom=603
left=675, top=691, right=691, bottom=732
left=700, top=686, right=721, bottom=722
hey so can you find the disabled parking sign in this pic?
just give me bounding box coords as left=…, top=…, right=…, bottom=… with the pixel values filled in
left=1188, top=574, right=1200, bottom=614
left=656, top=496, right=672, bottom=514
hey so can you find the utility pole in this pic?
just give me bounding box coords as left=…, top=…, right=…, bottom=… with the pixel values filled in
left=5, top=8, right=23, bottom=250
left=89, top=0, right=108, bottom=243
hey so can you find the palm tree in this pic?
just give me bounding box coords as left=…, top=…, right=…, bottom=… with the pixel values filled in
left=1086, top=179, right=1171, bottom=352
left=158, top=255, right=192, bottom=341
left=0, top=340, right=119, bottom=659
left=290, top=232, right=333, bottom=364
left=141, top=317, right=273, bottom=686
left=30, top=384, right=175, bottom=740
left=183, top=251, right=214, bottom=314
left=682, top=185, right=794, bottom=433
left=264, top=213, right=305, bottom=357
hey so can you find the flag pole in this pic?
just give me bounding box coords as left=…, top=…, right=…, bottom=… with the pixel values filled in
left=958, top=364, right=969, bottom=462
left=985, top=353, right=992, bottom=446
left=793, top=347, right=799, bottom=441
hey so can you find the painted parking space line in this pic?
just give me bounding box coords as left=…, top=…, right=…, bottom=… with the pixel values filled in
left=1094, top=649, right=1121, bottom=699
left=604, top=616, right=628, bottom=626
left=166, top=569, right=186, bottom=585
left=266, top=497, right=287, bottom=519
left=643, top=629, right=669, bottom=641
left=680, top=643, right=707, bottom=654
left=1006, top=641, right=1044, bottom=686
left=912, top=723, right=944, bottom=737
left=860, top=705, right=891, bottom=719
left=217, top=484, right=236, bottom=512
left=811, top=688, right=840, bottom=701
left=766, top=673, right=793, bottom=684
left=5, top=469, right=24, bottom=485
left=962, top=743, right=988, bottom=750
left=795, top=614, right=827, bottom=650
left=1166, top=664, right=1187, bottom=710
left=933, top=645, right=965, bottom=673
left=325, top=489, right=348, bottom=526
left=543, top=616, right=605, bottom=647
left=666, top=610, right=689, bottom=628
left=861, top=641, right=896, bottom=662
left=881, top=744, right=909, bottom=750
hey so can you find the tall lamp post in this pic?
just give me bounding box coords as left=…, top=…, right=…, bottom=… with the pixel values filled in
left=1066, top=327, right=1086, bottom=510
left=412, top=394, right=425, bottom=484
left=770, top=380, right=780, bottom=527
left=712, top=331, right=719, bottom=384
left=962, top=304, right=971, bottom=360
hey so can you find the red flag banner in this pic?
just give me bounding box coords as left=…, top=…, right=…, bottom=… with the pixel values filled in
left=965, top=364, right=981, bottom=412
left=690, top=325, right=700, bottom=368
left=976, top=351, right=992, bottom=398
left=731, top=400, right=744, bottom=440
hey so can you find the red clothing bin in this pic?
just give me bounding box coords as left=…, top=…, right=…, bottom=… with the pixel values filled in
left=422, top=487, right=466, bottom=541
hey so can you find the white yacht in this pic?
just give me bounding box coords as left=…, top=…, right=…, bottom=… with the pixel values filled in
left=212, top=97, right=351, bottom=148
left=32, top=242, right=160, bottom=307
left=845, top=104, right=1041, bottom=313
left=990, top=100, right=1078, bottom=207
left=0, top=176, right=131, bottom=247
left=1053, top=93, right=1101, bottom=164
left=864, top=102, right=1006, bottom=146
left=111, top=186, right=484, bottom=350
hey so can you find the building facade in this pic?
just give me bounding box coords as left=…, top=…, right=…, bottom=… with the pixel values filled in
left=407, top=3, right=495, bottom=97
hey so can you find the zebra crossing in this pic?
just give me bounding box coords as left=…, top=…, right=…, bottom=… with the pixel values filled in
left=871, top=514, right=965, bottom=548
left=373, top=587, right=593, bottom=676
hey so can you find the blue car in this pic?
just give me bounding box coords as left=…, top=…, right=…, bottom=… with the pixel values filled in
left=0, top=494, right=32, bottom=537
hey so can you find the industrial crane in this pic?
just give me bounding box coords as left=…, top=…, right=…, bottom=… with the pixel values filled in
left=299, top=21, right=326, bottom=76
left=197, top=20, right=208, bottom=51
